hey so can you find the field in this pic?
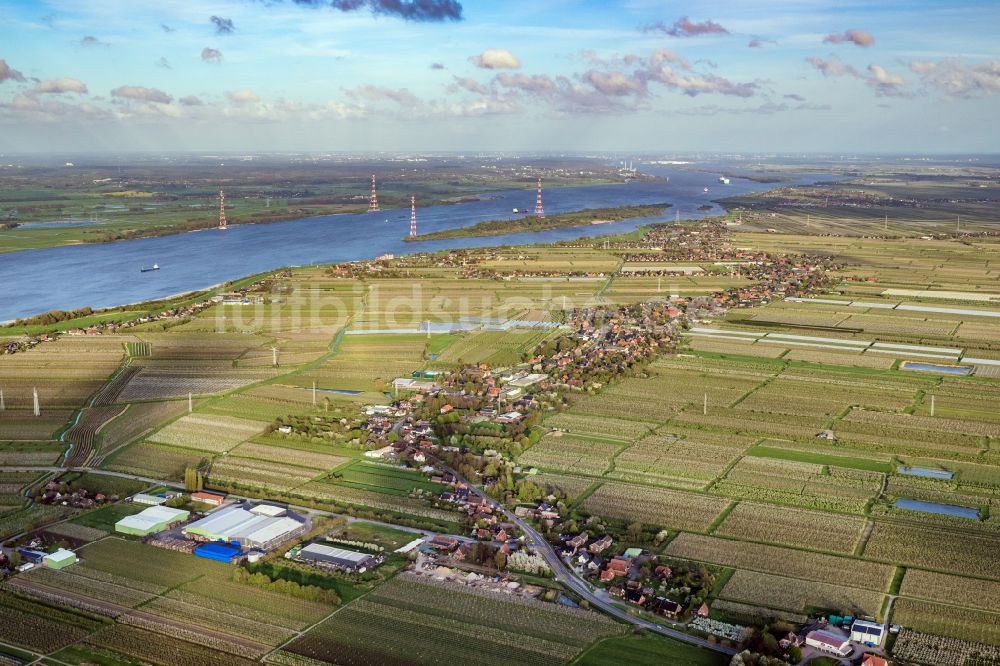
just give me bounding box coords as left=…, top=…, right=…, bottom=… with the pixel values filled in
left=899, top=569, right=1000, bottom=614
left=520, top=434, right=623, bottom=477
left=891, top=598, right=1000, bottom=646
left=293, top=332, right=429, bottom=393
left=0, top=592, right=104, bottom=654
left=429, top=328, right=556, bottom=368
left=665, top=533, right=895, bottom=591
left=146, top=414, right=264, bottom=453
left=719, top=569, right=884, bottom=617
left=609, top=433, right=747, bottom=489
left=580, top=481, right=730, bottom=531
left=0, top=337, right=125, bottom=441
left=893, top=630, right=1000, bottom=666
left=713, top=502, right=866, bottom=554
left=283, top=573, right=625, bottom=666
left=863, top=522, right=1000, bottom=580
left=576, top=634, right=727, bottom=666
left=2, top=537, right=338, bottom=664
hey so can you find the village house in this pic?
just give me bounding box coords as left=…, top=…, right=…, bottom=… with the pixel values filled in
left=589, top=535, right=612, bottom=553
left=653, top=597, right=683, bottom=618
left=861, top=656, right=889, bottom=666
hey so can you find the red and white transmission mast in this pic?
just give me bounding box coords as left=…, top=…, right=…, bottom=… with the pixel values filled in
left=409, top=195, right=417, bottom=237
left=534, top=176, right=544, bottom=218
left=369, top=174, right=380, bottom=212
left=218, top=189, right=227, bottom=230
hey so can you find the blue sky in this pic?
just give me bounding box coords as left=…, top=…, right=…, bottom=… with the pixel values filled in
left=0, top=0, right=998, bottom=153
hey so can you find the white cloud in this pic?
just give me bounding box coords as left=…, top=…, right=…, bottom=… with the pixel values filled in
left=111, top=85, right=172, bottom=104
left=470, top=48, right=521, bottom=70
left=225, top=89, right=261, bottom=105
left=34, top=78, right=89, bottom=94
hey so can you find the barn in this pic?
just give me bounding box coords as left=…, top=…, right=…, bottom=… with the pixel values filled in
left=805, top=630, right=852, bottom=657
left=851, top=619, right=885, bottom=647
left=298, top=543, right=376, bottom=571
left=115, top=505, right=190, bottom=536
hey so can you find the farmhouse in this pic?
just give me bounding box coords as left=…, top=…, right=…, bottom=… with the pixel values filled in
left=191, top=491, right=225, bottom=507
left=805, top=630, right=852, bottom=657
left=851, top=619, right=885, bottom=647
left=653, top=597, right=683, bottom=618
left=115, top=505, right=190, bottom=536
left=297, top=543, right=377, bottom=572
left=183, top=503, right=307, bottom=551
left=861, top=656, right=889, bottom=666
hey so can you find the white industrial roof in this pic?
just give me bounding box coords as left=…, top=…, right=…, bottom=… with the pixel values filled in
left=302, top=543, right=370, bottom=563
left=244, top=517, right=302, bottom=545
left=45, top=548, right=76, bottom=563
left=132, top=493, right=165, bottom=505
left=187, top=505, right=262, bottom=535
left=117, top=505, right=188, bottom=531
left=185, top=504, right=302, bottom=543
left=250, top=504, right=287, bottom=517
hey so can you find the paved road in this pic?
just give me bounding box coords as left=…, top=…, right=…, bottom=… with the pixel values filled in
left=437, top=459, right=737, bottom=656
left=2, top=466, right=186, bottom=489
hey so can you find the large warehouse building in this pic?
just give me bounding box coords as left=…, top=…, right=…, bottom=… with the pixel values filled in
left=115, top=505, right=190, bottom=536
left=297, top=543, right=377, bottom=571
left=183, top=503, right=307, bottom=551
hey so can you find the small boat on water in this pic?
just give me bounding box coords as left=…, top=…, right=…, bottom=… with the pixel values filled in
left=703, top=187, right=709, bottom=193
left=140, top=263, right=159, bottom=272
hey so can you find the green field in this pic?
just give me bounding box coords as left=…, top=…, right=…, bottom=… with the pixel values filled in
left=69, top=504, right=147, bottom=532
left=575, top=634, right=727, bottom=666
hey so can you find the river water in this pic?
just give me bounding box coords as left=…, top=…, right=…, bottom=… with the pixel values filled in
left=0, top=167, right=826, bottom=320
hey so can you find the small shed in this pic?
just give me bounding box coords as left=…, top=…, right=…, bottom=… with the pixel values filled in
left=131, top=493, right=166, bottom=506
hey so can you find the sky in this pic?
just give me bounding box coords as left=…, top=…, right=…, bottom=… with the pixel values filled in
left=0, top=0, right=998, bottom=154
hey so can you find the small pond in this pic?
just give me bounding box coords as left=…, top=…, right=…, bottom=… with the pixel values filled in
left=900, top=361, right=971, bottom=376
left=898, top=466, right=954, bottom=480
left=894, top=498, right=979, bottom=519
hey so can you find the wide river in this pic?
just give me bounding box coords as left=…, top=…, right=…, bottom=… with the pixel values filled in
left=0, top=166, right=827, bottom=320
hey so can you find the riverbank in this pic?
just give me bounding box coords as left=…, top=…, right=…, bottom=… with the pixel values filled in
left=0, top=176, right=631, bottom=255
left=0, top=167, right=831, bottom=321
left=404, top=203, right=670, bottom=242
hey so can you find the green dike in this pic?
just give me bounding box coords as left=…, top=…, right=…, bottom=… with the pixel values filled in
left=745, top=445, right=893, bottom=474
left=573, top=634, right=727, bottom=666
